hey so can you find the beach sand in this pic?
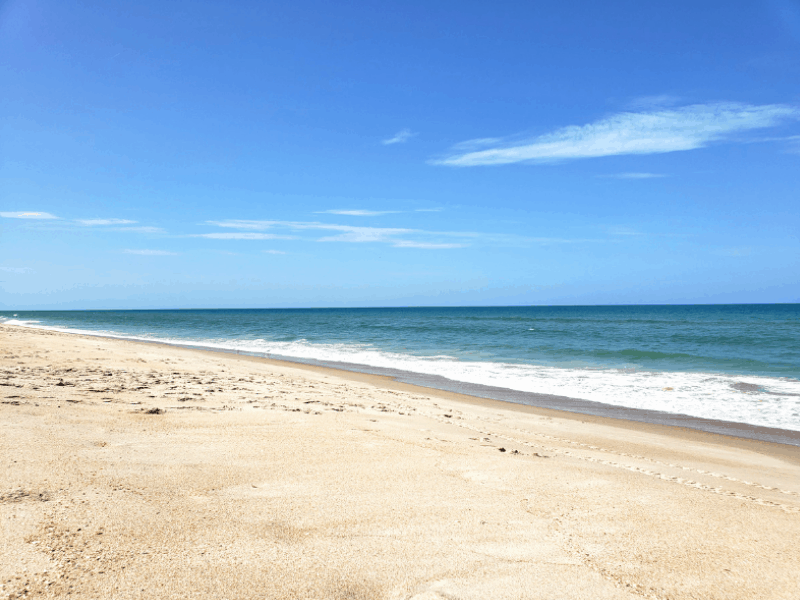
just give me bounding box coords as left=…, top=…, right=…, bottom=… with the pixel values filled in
left=2, top=324, right=799, bottom=600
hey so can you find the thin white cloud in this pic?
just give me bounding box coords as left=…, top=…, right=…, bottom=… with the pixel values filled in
left=625, top=94, right=682, bottom=110
left=742, top=134, right=800, bottom=143
left=316, top=209, right=400, bottom=216
left=433, top=102, right=800, bottom=166
left=414, top=208, right=444, bottom=212
left=0, top=266, right=32, bottom=273
left=193, top=232, right=294, bottom=240
left=382, top=128, right=416, bottom=145
left=208, top=219, right=463, bottom=248
left=607, top=226, right=644, bottom=236
left=207, top=220, right=276, bottom=230
left=392, top=241, right=466, bottom=249
left=601, top=172, right=667, bottom=179
left=524, top=237, right=605, bottom=244
left=1, top=211, right=59, bottom=219
left=317, top=226, right=413, bottom=243
left=123, top=249, right=177, bottom=256
left=207, top=219, right=609, bottom=249
left=115, top=226, right=164, bottom=233
left=76, top=218, right=137, bottom=225
left=450, top=137, right=504, bottom=151
left=263, top=250, right=286, bottom=255
left=207, top=220, right=412, bottom=238
left=74, top=219, right=164, bottom=233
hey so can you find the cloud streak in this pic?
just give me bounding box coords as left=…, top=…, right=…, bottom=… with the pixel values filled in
left=382, top=128, right=416, bottom=145
left=1, top=211, right=59, bottom=219
left=193, top=232, right=294, bottom=240
left=433, top=102, right=799, bottom=166
left=207, top=220, right=412, bottom=238
left=205, top=219, right=613, bottom=249
left=317, top=227, right=413, bottom=243
left=77, top=218, right=137, bottom=226
left=316, top=210, right=400, bottom=216
left=207, top=219, right=462, bottom=249
left=124, top=249, right=177, bottom=256
left=115, top=226, right=165, bottom=234
left=391, top=241, right=466, bottom=249
left=607, top=226, right=644, bottom=236
left=600, top=172, right=667, bottom=179
left=1, top=214, right=165, bottom=234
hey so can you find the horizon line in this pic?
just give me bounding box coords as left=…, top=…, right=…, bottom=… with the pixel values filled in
left=2, top=302, right=798, bottom=312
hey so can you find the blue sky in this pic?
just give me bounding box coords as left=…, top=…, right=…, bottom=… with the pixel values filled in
left=2, top=0, right=799, bottom=308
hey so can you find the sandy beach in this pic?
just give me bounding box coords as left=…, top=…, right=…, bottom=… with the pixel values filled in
left=2, top=323, right=799, bottom=600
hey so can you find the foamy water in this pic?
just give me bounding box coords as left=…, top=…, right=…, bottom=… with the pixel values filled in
left=3, top=310, right=799, bottom=432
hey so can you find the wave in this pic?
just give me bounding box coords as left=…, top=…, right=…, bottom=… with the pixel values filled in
left=6, top=318, right=799, bottom=432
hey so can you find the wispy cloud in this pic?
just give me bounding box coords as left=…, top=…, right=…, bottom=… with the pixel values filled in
left=207, top=219, right=464, bottom=249
left=382, top=128, right=416, bottom=145
left=206, top=219, right=614, bottom=249
left=207, top=220, right=412, bottom=239
left=450, top=137, right=503, bottom=151
left=391, top=241, right=465, bottom=249
left=523, top=237, right=605, bottom=245
left=193, top=232, right=294, bottom=240
left=1, top=211, right=59, bottom=219
left=738, top=133, right=800, bottom=154
left=414, top=208, right=444, bottom=212
left=76, top=218, right=137, bottom=226
left=2, top=214, right=164, bottom=232
left=123, top=249, right=177, bottom=256
left=116, top=226, right=164, bottom=234
left=600, top=172, right=667, bottom=179
left=625, top=94, right=682, bottom=110
left=207, top=220, right=273, bottom=230
left=316, top=209, right=400, bottom=216
left=74, top=218, right=164, bottom=233
left=742, top=134, right=800, bottom=143
left=0, top=266, right=33, bottom=273
left=607, top=226, right=645, bottom=236
left=263, top=249, right=286, bottom=255
left=433, top=102, right=800, bottom=166
left=316, top=226, right=413, bottom=243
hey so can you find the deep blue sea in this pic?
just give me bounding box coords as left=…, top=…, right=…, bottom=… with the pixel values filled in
left=2, top=305, right=799, bottom=431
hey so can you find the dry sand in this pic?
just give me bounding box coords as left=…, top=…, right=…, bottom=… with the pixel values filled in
left=2, top=323, right=799, bottom=600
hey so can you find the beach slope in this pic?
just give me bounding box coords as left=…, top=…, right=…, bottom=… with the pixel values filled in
left=2, top=324, right=799, bottom=600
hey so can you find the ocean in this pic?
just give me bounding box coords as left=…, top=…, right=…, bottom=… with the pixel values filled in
left=2, top=305, right=799, bottom=434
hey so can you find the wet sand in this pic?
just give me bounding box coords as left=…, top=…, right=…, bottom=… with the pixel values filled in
left=2, top=323, right=799, bottom=599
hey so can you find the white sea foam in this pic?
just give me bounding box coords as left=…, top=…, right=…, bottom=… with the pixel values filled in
left=210, top=338, right=800, bottom=431
left=3, top=318, right=41, bottom=325
left=6, top=320, right=800, bottom=431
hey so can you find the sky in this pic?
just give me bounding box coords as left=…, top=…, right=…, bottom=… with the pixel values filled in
left=1, top=0, right=799, bottom=309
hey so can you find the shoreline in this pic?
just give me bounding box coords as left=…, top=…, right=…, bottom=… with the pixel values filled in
left=3, top=322, right=800, bottom=599
left=5, top=321, right=800, bottom=449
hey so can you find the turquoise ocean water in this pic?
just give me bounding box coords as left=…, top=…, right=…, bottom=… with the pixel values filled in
left=2, top=305, right=799, bottom=432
